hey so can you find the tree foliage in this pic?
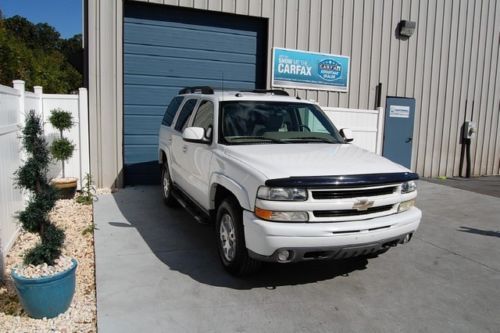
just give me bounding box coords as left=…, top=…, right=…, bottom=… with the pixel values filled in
left=0, top=15, right=82, bottom=93
left=14, top=110, right=65, bottom=266
left=49, top=109, right=75, bottom=177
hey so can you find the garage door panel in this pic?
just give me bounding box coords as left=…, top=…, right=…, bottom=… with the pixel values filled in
left=124, top=85, right=180, bottom=106
left=124, top=44, right=257, bottom=65
left=124, top=23, right=257, bottom=55
left=124, top=105, right=166, bottom=117
left=124, top=74, right=255, bottom=90
left=124, top=5, right=260, bottom=37
left=124, top=114, right=163, bottom=135
left=124, top=54, right=257, bottom=81
left=124, top=2, right=266, bottom=185
left=124, top=134, right=158, bottom=146
left=124, top=146, right=157, bottom=164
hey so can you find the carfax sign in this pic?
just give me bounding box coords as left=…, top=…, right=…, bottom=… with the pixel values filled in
left=272, top=47, right=350, bottom=92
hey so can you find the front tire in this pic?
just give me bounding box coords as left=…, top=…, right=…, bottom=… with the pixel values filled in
left=161, top=163, right=177, bottom=206
left=215, top=198, right=261, bottom=276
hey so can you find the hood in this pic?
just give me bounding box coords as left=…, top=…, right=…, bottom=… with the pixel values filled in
left=223, top=143, right=409, bottom=180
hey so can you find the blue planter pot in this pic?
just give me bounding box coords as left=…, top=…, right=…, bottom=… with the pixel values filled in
left=11, top=259, right=78, bottom=319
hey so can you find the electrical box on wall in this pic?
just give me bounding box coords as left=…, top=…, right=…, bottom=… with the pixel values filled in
left=463, top=121, right=476, bottom=139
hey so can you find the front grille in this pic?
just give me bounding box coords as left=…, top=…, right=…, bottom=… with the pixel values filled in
left=313, top=204, right=394, bottom=218
left=311, top=186, right=397, bottom=200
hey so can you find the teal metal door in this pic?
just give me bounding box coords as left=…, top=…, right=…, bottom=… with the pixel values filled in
left=123, top=2, right=267, bottom=185
left=382, top=97, right=416, bottom=169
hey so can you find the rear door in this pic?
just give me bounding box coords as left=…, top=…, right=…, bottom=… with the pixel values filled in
left=170, top=98, right=198, bottom=190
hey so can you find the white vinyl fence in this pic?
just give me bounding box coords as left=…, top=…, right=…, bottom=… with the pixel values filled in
left=323, top=107, right=385, bottom=155
left=0, top=80, right=89, bottom=273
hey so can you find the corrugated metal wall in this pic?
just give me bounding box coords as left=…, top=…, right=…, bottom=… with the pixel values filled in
left=88, top=0, right=500, bottom=187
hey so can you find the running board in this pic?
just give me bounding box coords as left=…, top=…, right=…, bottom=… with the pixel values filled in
left=171, top=188, right=210, bottom=225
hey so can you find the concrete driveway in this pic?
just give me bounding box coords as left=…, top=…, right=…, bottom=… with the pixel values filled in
left=94, top=181, right=500, bottom=332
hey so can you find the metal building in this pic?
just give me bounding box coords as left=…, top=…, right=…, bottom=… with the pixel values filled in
left=86, top=0, right=500, bottom=188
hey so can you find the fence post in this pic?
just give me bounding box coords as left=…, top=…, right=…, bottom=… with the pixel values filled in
left=78, top=88, right=90, bottom=188
left=33, top=86, right=43, bottom=118
left=13, top=80, right=25, bottom=126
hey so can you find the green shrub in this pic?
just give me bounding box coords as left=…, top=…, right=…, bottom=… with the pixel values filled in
left=48, top=108, right=73, bottom=132
left=75, top=173, right=95, bottom=205
left=48, top=108, right=74, bottom=178
left=14, top=110, right=65, bottom=266
left=50, top=137, right=74, bottom=161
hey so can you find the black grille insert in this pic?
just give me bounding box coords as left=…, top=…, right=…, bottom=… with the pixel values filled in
left=313, top=205, right=394, bottom=218
left=312, top=186, right=397, bottom=200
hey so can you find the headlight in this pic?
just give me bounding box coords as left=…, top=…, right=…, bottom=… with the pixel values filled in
left=257, top=186, right=307, bottom=201
left=255, top=207, right=309, bottom=222
left=398, top=199, right=416, bottom=212
left=401, top=181, right=417, bottom=193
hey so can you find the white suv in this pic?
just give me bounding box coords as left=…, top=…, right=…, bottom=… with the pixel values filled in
left=158, top=86, right=421, bottom=275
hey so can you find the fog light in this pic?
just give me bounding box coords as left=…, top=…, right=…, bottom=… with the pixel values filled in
left=277, top=250, right=291, bottom=262
left=398, top=199, right=415, bottom=213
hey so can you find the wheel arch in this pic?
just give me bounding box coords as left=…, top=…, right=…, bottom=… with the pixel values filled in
left=210, top=174, right=252, bottom=212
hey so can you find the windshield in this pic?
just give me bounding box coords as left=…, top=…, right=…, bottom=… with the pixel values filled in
left=219, top=101, right=344, bottom=145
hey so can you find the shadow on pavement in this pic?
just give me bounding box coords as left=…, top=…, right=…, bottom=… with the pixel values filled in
left=110, top=186, right=370, bottom=290
left=458, top=226, right=500, bottom=238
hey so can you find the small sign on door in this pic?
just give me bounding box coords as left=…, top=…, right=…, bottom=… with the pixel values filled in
left=389, top=105, right=410, bottom=118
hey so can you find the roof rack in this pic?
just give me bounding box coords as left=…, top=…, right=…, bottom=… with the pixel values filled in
left=240, top=89, right=289, bottom=96
left=178, top=86, right=214, bottom=95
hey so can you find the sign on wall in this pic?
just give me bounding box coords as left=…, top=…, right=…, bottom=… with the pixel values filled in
left=272, top=47, right=350, bottom=92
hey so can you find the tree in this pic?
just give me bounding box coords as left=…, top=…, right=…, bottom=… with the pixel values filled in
left=49, top=109, right=75, bottom=178
left=0, top=15, right=83, bottom=93
left=60, top=34, right=83, bottom=74
left=14, top=110, right=65, bottom=266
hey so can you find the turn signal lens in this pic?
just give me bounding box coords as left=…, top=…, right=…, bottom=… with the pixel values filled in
left=255, top=207, right=308, bottom=222
left=398, top=199, right=416, bottom=213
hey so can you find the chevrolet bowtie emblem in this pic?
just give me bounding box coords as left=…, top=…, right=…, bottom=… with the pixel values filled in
left=352, top=199, right=375, bottom=211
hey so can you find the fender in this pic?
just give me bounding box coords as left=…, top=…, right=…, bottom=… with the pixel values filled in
left=158, top=147, right=174, bottom=181
left=209, top=173, right=252, bottom=211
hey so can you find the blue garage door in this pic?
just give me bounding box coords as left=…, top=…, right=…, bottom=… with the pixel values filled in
left=124, top=3, right=267, bottom=185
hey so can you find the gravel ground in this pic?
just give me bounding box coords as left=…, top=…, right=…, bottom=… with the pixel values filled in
left=0, top=198, right=96, bottom=332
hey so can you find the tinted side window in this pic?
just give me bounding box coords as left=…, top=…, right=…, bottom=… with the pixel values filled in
left=192, top=100, right=214, bottom=131
left=162, top=96, right=184, bottom=126
left=174, top=99, right=197, bottom=132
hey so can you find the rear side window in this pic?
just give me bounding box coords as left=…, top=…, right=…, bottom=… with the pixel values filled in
left=162, top=96, right=184, bottom=126
left=174, top=99, right=197, bottom=132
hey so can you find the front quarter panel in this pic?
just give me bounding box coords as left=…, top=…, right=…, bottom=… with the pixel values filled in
left=209, top=149, right=267, bottom=211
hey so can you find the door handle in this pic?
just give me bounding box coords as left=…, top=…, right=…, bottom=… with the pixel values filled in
left=182, top=145, right=187, bottom=153
left=405, top=137, right=412, bottom=143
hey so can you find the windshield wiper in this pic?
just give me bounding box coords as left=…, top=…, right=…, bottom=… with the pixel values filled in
left=227, top=136, right=285, bottom=143
left=284, top=137, right=336, bottom=143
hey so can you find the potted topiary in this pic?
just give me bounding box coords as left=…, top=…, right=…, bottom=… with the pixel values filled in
left=49, top=108, right=77, bottom=198
left=11, top=110, right=77, bottom=319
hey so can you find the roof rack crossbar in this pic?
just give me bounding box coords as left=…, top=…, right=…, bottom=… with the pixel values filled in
left=241, top=89, right=289, bottom=96
left=178, top=86, right=214, bottom=95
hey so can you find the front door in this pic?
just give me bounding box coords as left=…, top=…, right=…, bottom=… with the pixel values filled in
left=382, top=97, right=416, bottom=169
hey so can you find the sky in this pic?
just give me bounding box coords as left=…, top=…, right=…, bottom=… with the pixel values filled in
left=0, top=0, right=82, bottom=39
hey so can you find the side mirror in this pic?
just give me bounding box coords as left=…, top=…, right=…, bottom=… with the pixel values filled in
left=182, top=127, right=208, bottom=143
left=340, top=128, right=354, bottom=143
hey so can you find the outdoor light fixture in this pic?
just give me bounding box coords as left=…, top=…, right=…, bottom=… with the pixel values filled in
left=398, top=20, right=416, bottom=38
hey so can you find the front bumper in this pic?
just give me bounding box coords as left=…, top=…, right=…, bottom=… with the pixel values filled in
left=243, top=207, right=422, bottom=262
